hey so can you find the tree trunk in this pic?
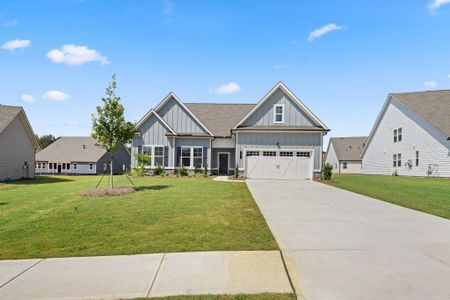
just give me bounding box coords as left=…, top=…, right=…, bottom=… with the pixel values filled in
left=110, top=156, right=114, bottom=189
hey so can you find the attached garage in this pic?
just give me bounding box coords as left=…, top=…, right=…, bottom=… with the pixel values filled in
left=245, top=149, right=314, bottom=179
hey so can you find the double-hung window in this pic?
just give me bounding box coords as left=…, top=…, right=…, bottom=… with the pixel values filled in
left=142, top=146, right=152, bottom=165
left=415, top=151, right=419, bottom=167
left=180, top=147, right=203, bottom=168
left=394, top=128, right=402, bottom=143
left=274, top=104, right=284, bottom=123
left=393, top=153, right=402, bottom=167
left=393, top=154, right=397, bottom=167
left=343, top=162, right=348, bottom=169
left=154, top=146, right=164, bottom=166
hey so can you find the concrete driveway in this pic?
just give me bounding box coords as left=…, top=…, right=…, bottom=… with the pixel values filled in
left=246, top=179, right=450, bottom=300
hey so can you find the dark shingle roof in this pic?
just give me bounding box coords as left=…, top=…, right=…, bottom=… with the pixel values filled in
left=391, top=90, right=450, bottom=137
left=36, top=137, right=106, bottom=162
left=185, top=103, right=255, bottom=137
left=0, top=105, right=22, bottom=133
left=329, top=136, right=368, bottom=161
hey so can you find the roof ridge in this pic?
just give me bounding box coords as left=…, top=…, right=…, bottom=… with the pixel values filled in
left=185, top=102, right=256, bottom=105
left=0, top=104, right=23, bottom=109
left=390, top=89, right=450, bottom=95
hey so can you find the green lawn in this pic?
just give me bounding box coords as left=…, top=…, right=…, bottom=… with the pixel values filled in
left=133, top=294, right=296, bottom=300
left=324, top=174, right=450, bottom=219
left=0, top=176, right=277, bottom=259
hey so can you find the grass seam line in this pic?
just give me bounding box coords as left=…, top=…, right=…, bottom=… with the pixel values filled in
left=279, top=250, right=298, bottom=299
left=146, top=253, right=166, bottom=297
left=0, top=258, right=45, bottom=289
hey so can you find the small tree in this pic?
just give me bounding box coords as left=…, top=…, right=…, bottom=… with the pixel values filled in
left=35, top=134, right=57, bottom=149
left=322, top=163, right=333, bottom=180
left=133, top=152, right=150, bottom=176
left=92, top=74, right=136, bottom=188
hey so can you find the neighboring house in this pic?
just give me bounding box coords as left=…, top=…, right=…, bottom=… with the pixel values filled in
left=133, top=82, right=329, bottom=179
left=0, top=105, right=39, bottom=181
left=35, top=137, right=130, bottom=175
left=325, top=136, right=367, bottom=174
left=362, top=90, right=450, bottom=177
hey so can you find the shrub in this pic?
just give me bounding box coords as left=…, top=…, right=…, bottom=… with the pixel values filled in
left=322, top=163, right=333, bottom=180
left=177, top=164, right=188, bottom=177
left=153, top=164, right=164, bottom=176
left=194, top=164, right=202, bottom=174
left=133, top=152, right=150, bottom=176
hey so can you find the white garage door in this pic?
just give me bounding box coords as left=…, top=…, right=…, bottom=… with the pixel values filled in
left=245, top=150, right=313, bottom=179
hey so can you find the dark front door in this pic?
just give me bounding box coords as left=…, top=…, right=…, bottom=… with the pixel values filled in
left=57, top=164, right=62, bottom=174
left=218, top=153, right=229, bottom=175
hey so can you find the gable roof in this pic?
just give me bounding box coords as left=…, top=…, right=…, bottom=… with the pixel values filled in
left=233, top=82, right=329, bottom=130
left=135, top=109, right=176, bottom=133
left=0, top=104, right=39, bottom=148
left=185, top=103, right=254, bottom=137
left=36, top=137, right=107, bottom=162
left=362, top=90, right=450, bottom=157
left=390, top=90, right=450, bottom=137
left=328, top=136, right=367, bottom=161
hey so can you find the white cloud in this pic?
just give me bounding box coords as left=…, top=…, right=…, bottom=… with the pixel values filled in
left=47, top=44, right=109, bottom=65
left=308, top=23, right=344, bottom=41
left=428, top=0, right=450, bottom=10
left=210, top=82, right=241, bottom=95
left=447, top=74, right=450, bottom=79
left=1, top=39, right=31, bottom=50
left=20, top=94, right=35, bottom=103
left=424, top=81, right=438, bottom=89
left=42, top=90, right=70, bottom=101
left=4, top=19, right=18, bottom=27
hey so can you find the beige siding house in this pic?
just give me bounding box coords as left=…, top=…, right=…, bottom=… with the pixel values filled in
left=0, top=105, right=39, bottom=181
left=325, top=137, right=367, bottom=174
left=362, top=90, right=450, bottom=177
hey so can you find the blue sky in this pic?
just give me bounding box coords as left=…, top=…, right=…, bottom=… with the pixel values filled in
left=1, top=0, right=450, bottom=145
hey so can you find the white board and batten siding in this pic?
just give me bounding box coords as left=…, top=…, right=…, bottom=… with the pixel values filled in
left=362, top=99, right=450, bottom=177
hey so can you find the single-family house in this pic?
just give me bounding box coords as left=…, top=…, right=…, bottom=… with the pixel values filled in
left=35, top=137, right=130, bottom=175
left=132, top=82, right=329, bottom=179
left=362, top=90, right=450, bottom=177
left=325, top=136, right=367, bottom=173
left=0, top=105, right=39, bottom=181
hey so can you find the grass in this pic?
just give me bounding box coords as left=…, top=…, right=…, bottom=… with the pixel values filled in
left=0, top=175, right=277, bottom=259
left=323, top=174, right=450, bottom=219
left=131, top=294, right=296, bottom=300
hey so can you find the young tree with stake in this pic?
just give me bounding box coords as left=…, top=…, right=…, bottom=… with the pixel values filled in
left=91, top=74, right=136, bottom=188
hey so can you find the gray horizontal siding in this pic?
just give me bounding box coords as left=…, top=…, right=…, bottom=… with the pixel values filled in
left=236, top=132, right=323, bottom=170
left=158, top=97, right=207, bottom=134
left=0, top=115, right=35, bottom=181
left=242, top=88, right=315, bottom=127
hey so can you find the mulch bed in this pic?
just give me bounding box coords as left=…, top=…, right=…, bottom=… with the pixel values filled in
left=80, top=186, right=136, bottom=197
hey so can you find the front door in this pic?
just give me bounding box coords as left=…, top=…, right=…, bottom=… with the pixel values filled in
left=218, top=153, right=229, bottom=175
left=57, top=164, right=62, bottom=174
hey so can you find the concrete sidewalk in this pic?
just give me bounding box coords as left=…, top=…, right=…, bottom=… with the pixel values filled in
left=0, top=251, right=293, bottom=300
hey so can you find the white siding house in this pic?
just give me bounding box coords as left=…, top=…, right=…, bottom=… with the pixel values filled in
left=362, top=91, right=450, bottom=177
left=325, top=137, right=367, bottom=174
left=0, top=105, right=39, bottom=181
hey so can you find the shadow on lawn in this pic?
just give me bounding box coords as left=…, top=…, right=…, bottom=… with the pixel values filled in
left=7, top=176, right=75, bottom=185
left=135, top=185, right=171, bottom=191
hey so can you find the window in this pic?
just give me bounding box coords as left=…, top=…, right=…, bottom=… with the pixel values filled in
left=142, top=146, right=152, bottom=165
left=193, top=147, right=203, bottom=168
left=296, top=151, right=311, bottom=158
left=263, top=151, right=276, bottom=157
left=397, top=153, right=402, bottom=167
left=393, top=154, right=397, bottom=167
left=394, top=128, right=402, bottom=143
left=180, top=147, right=203, bottom=168
left=66, top=163, right=70, bottom=170
left=246, top=151, right=260, bottom=156
left=280, top=151, right=293, bottom=157
left=274, top=104, right=284, bottom=123
left=62, top=163, right=66, bottom=170
left=343, top=162, right=348, bottom=169
left=181, top=147, right=191, bottom=167
left=240, top=151, right=242, bottom=159
left=36, top=162, right=41, bottom=169
left=89, top=163, right=94, bottom=170
left=416, top=151, right=419, bottom=167
left=73, top=163, right=78, bottom=170
left=154, top=146, right=164, bottom=166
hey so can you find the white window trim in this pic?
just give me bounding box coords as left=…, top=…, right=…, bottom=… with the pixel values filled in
left=181, top=146, right=203, bottom=169
left=273, top=104, right=285, bottom=124
left=142, top=145, right=165, bottom=167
